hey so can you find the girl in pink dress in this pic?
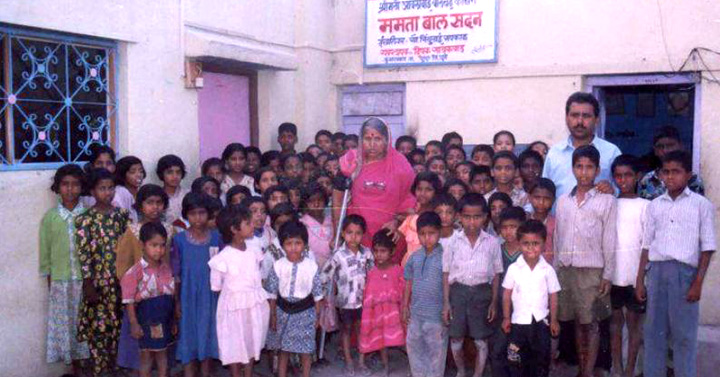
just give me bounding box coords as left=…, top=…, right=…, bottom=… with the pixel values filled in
left=299, top=182, right=332, bottom=269
left=359, top=230, right=405, bottom=376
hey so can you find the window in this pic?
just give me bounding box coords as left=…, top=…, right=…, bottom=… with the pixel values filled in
left=0, top=25, right=117, bottom=170
left=341, top=84, right=406, bottom=144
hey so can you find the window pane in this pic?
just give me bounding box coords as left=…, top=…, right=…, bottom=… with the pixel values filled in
left=69, top=103, right=110, bottom=162
left=13, top=102, right=68, bottom=163
left=11, top=37, right=67, bottom=103
left=68, top=45, right=109, bottom=104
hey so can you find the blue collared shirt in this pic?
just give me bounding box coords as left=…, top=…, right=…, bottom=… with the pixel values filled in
left=542, top=136, right=622, bottom=198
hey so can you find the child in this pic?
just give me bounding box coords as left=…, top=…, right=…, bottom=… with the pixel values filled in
left=281, top=154, right=302, bottom=181
left=444, top=177, right=469, bottom=203
left=75, top=168, right=130, bottom=375
left=306, top=144, right=322, bottom=158
left=501, top=220, right=561, bottom=377
left=172, top=192, right=221, bottom=377
left=518, top=149, right=543, bottom=194
left=121, top=222, right=176, bottom=377
left=314, top=170, right=334, bottom=198
left=445, top=144, right=467, bottom=173
left=488, top=192, right=512, bottom=236
left=263, top=185, right=290, bottom=212
left=490, top=151, right=529, bottom=208
left=425, top=140, right=444, bottom=160
left=528, top=141, right=549, bottom=160
left=399, top=171, right=442, bottom=266
left=114, top=155, right=146, bottom=219
left=315, top=152, right=330, bottom=171
left=332, top=132, right=346, bottom=155
left=299, top=182, right=333, bottom=269
left=471, top=144, right=494, bottom=167
left=201, top=157, right=225, bottom=184
left=245, top=146, right=262, bottom=177
left=454, top=161, right=474, bottom=186
left=300, top=152, right=317, bottom=183
left=86, top=144, right=116, bottom=173
left=262, top=202, right=304, bottom=280
left=635, top=150, right=715, bottom=377
left=191, top=176, right=220, bottom=200
left=284, top=179, right=302, bottom=211
left=426, top=156, right=448, bottom=184
left=266, top=221, right=324, bottom=377
left=208, top=205, right=270, bottom=377
left=412, top=162, right=426, bottom=175
left=343, top=134, right=359, bottom=151
left=277, top=122, right=298, bottom=155
left=226, top=185, right=252, bottom=206
left=315, top=130, right=333, bottom=154
left=157, top=154, right=189, bottom=224
left=408, top=148, right=426, bottom=166
left=443, top=193, right=502, bottom=377
left=470, top=165, right=494, bottom=197
left=221, top=143, right=256, bottom=196
left=493, top=130, right=516, bottom=153
left=359, top=231, right=406, bottom=376
left=433, top=194, right=458, bottom=251
left=262, top=150, right=282, bottom=175
left=403, top=212, right=448, bottom=377
left=39, top=164, right=89, bottom=374
left=323, top=154, right=340, bottom=178
left=321, top=214, right=374, bottom=374
left=528, top=178, right=557, bottom=263
left=442, top=131, right=463, bottom=148
left=395, top=135, right=417, bottom=156
left=243, top=196, right=274, bottom=256
left=554, top=145, right=616, bottom=377
left=609, top=155, right=648, bottom=377
left=254, top=166, right=279, bottom=196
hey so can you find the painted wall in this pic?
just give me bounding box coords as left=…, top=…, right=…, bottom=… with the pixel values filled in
left=198, top=72, right=251, bottom=161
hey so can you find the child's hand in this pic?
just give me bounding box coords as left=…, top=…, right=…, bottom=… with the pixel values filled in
left=442, top=305, right=452, bottom=326
left=595, top=180, right=614, bottom=195
left=130, top=322, right=144, bottom=339
left=487, top=305, right=496, bottom=323
left=687, top=279, right=703, bottom=302
left=550, top=320, right=560, bottom=337
left=598, top=279, right=611, bottom=298
left=270, top=313, right=277, bottom=332
left=501, top=318, right=511, bottom=334
left=635, top=282, right=647, bottom=303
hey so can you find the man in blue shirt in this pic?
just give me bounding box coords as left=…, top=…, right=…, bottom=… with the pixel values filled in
left=542, top=92, right=622, bottom=197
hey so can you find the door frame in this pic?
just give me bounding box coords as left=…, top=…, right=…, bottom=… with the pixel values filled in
left=585, top=73, right=702, bottom=173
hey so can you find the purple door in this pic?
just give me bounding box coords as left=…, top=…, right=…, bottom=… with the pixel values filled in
left=198, top=72, right=251, bottom=161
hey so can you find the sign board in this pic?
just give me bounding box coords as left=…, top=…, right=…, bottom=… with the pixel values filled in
left=365, top=0, right=498, bottom=67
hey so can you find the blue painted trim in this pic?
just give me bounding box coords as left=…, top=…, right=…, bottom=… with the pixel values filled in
left=0, top=24, right=116, bottom=48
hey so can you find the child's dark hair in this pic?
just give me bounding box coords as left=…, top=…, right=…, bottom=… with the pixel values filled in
left=395, top=135, right=417, bottom=150
left=139, top=221, right=168, bottom=243
left=246, top=146, right=262, bottom=159
left=216, top=204, right=252, bottom=244
left=278, top=122, right=298, bottom=136
left=279, top=220, right=309, bottom=246
left=425, top=140, right=444, bottom=153
left=342, top=214, right=367, bottom=233
left=528, top=141, right=549, bottom=154
left=441, top=131, right=463, bottom=147
left=226, top=185, right=252, bottom=204
left=471, top=144, right=495, bottom=161
left=156, top=154, right=186, bottom=181
left=201, top=157, right=223, bottom=176
left=499, top=206, right=527, bottom=226
left=133, top=184, right=169, bottom=213
left=281, top=154, right=301, bottom=170
left=87, top=144, right=116, bottom=165
left=299, top=152, right=316, bottom=165
left=492, top=151, right=519, bottom=169
left=457, top=192, right=489, bottom=214
left=301, top=182, right=328, bottom=209
left=372, top=229, right=395, bottom=250
left=571, top=145, right=600, bottom=168
left=332, top=132, right=346, bottom=142
left=181, top=192, right=211, bottom=220
left=315, top=130, right=332, bottom=142
left=517, top=219, right=547, bottom=241
left=115, top=156, right=145, bottom=186
left=207, top=197, right=223, bottom=218
left=469, top=165, right=492, bottom=182
left=611, top=154, right=641, bottom=175
left=531, top=178, right=557, bottom=197
left=416, top=211, right=442, bottom=231
left=191, top=176, right=220, bottom=195
left=221, top=143, right=246, bottom=165
left=87, top=168, right=115, bottom=190
left=432, top=193, right=458, bottom=211
left=270, top=202, right=297, bottom=228
left=444, top=177, right=469, bottom=194
left=662, top=150, right=692, bottom=172
left=343, top=134, right=359, bottom=145
left=324, top=153, right=339, bottom=164
left=254, top=166, right=276, bottom=185
left=445, top=144, right=467, bottom=160
left=425, top=156, right=446, bottom=169
left=493, top=130, right=516, bottom=146
left=263, top=184, right=290, bottom=204
left=240, top=195, right=265, bottom=210
left=565, top=92, right=600, bottom=117
left=412, top=171, right=442, bottom=195
left=518, top=149, right=543, bottom=168
left=653, top=125, right=681, bottom=144
left=261, top=150, right=280, bottom=167
left=52, top=164, right=84, bottom=193
left=408, top=148, right=425, bottom=162
left=488, top=191, right=512, bottom=209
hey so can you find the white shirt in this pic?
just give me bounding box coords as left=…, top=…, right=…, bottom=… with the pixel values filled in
left=502, top=255, right=561, bottom=325
left=266, top=257, right=323, bottom=300
left=113, top=185, right=138, bottom=223
left=613, top=198, right=649, bottom=286
left=166, top=187, right=190, bottom=224
left=443, top=230, right=503, bottom=286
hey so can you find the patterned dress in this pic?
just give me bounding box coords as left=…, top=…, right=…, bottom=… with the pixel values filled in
left=75, top=207, right=129, bottom=376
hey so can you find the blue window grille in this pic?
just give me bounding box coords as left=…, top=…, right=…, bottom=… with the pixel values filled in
left=0, top=25, right=118, bottom=171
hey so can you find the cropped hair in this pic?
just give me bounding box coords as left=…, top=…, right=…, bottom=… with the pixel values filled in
left=278, top=220, right=309, bottom=245
left=332, top=132, right=346, bottom=142
left=530, top=178, right=557, bottom=197
left=527, top=141, right=549, bottom=155
left=372, top=229, right=396, bottom=250
left=191, top=176, right=220, bottom=195
left=201, top=157, right=223, bottom=176
left=114, top=156, right=145, bottom=187
left=342, top=214, right=367, bottom=233
left=263, top=184, right=290, bottom=204
left=442, top=131, right=463, bottom=146
left=443, top=177, right=469, bottom=194
left=492, top=151, right=519, bottom=169
left=87, top=144, right=116, bottom=165
left=278, top=122, right=298, bottom=136
left=133, top=184, right=169, bottom=213
left=270, top=202, right=298, bottom=228
left=432, top=193, right=458, bottom=211
left=343, top=134, right=359, bottom=144
left=471, top=144, right=495, bottom=160
left=469, top=165, right=492, bottom=181
left=571, top=145, right=600, bottom=168
left=254, top=166, right=276, bottom=185
left=281, top=153, right=301, bottom=169
left=411, top=171, right=442, bottom=195
left=517, top=219, right=548, bottom=241
left=52, top=164, right=84, bottom=194
left=217, top=204, right=252, bottom=244
left=156, top=154, right=186, bottom=180
left=226, top=185, right=252, bottom=204
left=425, top=156, right=446, bottom=169
left=261, top=150, right=280, bottom=167
left=653, top=125, right=681, bottom=144
left=445, top=144, right=467, bottom=160
left=518, top=149, right=543, bottom=167
left=498, top=206, right=527, bottom=226
left=315, top=130, right=333, bottom=141
left=611, top=154, right=641, bottom=174
left=565, top=91, right=600, bottom=117
left=139, top=221, right=168, bottom=243
left=457, top=192, right=489, bottom=214
left=87, top=168, right=115, bottom=190
left=395, top=135, right=417, bottom=150
left=425, top=140, right=445, bottom=153
left=662, top=150, right=692, bottom=172
left=181, top=191, right=211, bottom=220
left=416, top=211, right=441, bottom=231
left=493, top=130, right=516, bottom=146
left=488, top=191, right=512, bottom=209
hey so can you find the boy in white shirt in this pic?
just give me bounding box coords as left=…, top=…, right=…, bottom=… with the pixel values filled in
left=610, top=155, right=649, bottom=377
left=502, top=219, right=561, bottom=377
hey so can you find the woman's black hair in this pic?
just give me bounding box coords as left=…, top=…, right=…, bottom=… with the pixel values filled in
left=278, top=220, right=309, bottom=246
left=191, top=176, right=220, bottom=196
left=156, top=154, right=186, bottom=181
left=270, top=202, right=297, bottom=228
left=201, top=157, right=223, bottom=176
left=416, top=211, right=441, bottom=231
left=498, top=206, right=527, bottom=226
left=87, top=168, right=115, bottom=191
left=139, top=221, right=168, bottom=243
left=52, top=164, right=84, bottom=193
left=443, top=177, right=469, bottom=194
left=300, top=182, right=329, bottom=210
left=216, top=204, right=252, bottom=244
left=411, top=171, right=442, bottom=195
left=372, top=229, right=395, bottom=250
left=181, top=191, right=211, bottom=220
left=114, top=156, right=145, bottom=187
left=221, top=143, right=246, bottom=165
left=493, top=130, right=516, bottom=146
left=133, top=184, right=169, bottom=213
left=226, top=185, right=252, bottom=204
left=261, top=150, right=281, bottom=167
left=342, top=214, right=367, bottom=233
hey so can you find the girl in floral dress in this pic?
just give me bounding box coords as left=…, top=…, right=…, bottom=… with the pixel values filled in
left=76, top=168, right=130, bottom=375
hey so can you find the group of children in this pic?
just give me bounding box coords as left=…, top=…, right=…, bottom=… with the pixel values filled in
left=39, top=119, right=714, bottom=377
